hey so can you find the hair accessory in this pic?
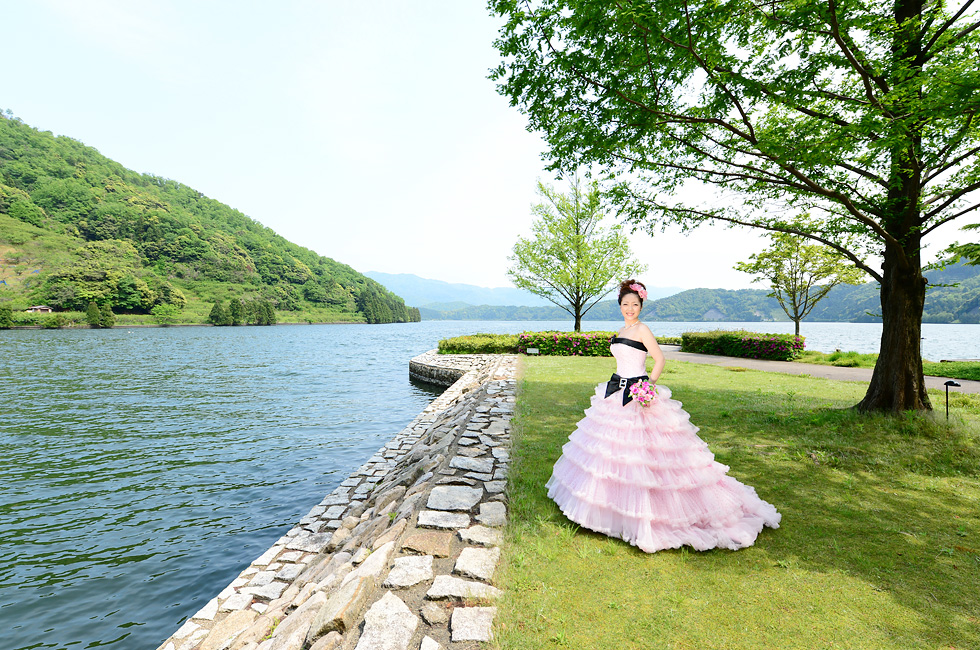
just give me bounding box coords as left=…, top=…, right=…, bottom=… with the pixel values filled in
left=629, top=283, right=647, bottom=300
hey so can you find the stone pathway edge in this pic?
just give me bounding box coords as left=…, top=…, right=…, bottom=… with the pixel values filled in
left=157, top=350, right=518, bottom=650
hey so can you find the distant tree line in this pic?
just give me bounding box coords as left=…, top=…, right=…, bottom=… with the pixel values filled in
left=207, top=296, right=278, bottom=326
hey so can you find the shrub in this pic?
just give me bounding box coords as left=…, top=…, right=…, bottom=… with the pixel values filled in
left=439, top=331, right=683, bottom=355
left=41, top=313, right=67, bottom=329
left=680, top=330, right=805, bottom=361
left=0, top=304, right=13, bottom=329
left=439, top=333, right=521, bottom=354
left=518, top=331, right=616, bottom=356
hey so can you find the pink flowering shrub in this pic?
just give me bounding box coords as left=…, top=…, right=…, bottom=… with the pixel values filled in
left=518, top=331, right=616, bottom=356
left=680, top=330, right=805, bottom=361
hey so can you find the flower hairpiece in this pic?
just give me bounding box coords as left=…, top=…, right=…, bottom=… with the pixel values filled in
left=629, top=283, right=647, bottom=300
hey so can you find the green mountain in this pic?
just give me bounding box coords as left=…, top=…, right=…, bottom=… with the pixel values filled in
left=420, top=262, right=980, bottom=324
left=0, top=112, right=420, bottom=324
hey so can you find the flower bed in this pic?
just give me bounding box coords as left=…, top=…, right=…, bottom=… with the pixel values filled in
left=439, top=331, right=683, bottom=356
left=680, top=330, right=805, bottom=361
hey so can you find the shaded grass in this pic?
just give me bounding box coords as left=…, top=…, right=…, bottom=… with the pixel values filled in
left=495, top=357, right=980, bottom=650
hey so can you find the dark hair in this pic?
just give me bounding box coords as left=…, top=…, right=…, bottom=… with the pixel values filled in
left=618, top=279, right=646, bottom=306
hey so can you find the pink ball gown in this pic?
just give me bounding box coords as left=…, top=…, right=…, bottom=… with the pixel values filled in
left=545, top=337, right=781, bottom=552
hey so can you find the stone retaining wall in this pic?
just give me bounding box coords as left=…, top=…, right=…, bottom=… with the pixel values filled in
left=158, top=350, right=518, bottom=650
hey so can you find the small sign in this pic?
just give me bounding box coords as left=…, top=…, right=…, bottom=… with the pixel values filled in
left=526, top=347, right=539, bottom=355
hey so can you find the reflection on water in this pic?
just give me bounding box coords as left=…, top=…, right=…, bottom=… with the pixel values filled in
left=0, top=319, right=976, bottom=649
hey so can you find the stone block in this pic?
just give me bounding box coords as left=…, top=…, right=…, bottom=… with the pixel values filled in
left=240, top=581, right=289, bottom=601
left=199, top=609, right=259, bottom=650
left=458, top=525, right=503, bottom=547
left=425, top=575, right=502, bottom=601
left=372, top=517, right=407, bottom=551
left=454, top=547, right=501, bottom=582
left=420, top=602, right=450, bottom=626
left=285, top=532, right=332, bottom=553
left=307, top=576, right=372, bottom=640
left=449, top=456, right=494, bottom=474
left=221, top=592, right=254, bottom=611
left=417, top=510, right=471, bottom=530
left=340, top=541, right=395, bottom=588
left=401, top=531, right=453, bottom=557
left=353, top=592, right=418, bottom=650
left=420, top=636, right=442, bottom=650
left=451, top=606, right=497, bottom=642
left=383, top=555, right=434, bottom=588
left=476, top=501, right=507, bottom=527
left=426, top=486, right=483, bottom=511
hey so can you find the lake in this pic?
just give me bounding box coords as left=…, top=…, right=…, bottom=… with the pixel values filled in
left=0, top=319, right=976, bottom=649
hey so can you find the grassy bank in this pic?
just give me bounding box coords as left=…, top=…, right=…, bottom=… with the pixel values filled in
left=797, top=350, right=980, bottom=382
left=495, top=357, right=980, bottom=650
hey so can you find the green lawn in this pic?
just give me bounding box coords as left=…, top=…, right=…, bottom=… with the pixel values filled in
left=494, top=357, right=980, bottom=650
left=796, top=350, right=980, bottom=382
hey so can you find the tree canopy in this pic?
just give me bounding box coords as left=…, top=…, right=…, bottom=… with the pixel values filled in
left=736, top=232, right=864, bottom=335
left=491, top=0, right=980, bottom=411
left=508, top=178, right=646, bottom=331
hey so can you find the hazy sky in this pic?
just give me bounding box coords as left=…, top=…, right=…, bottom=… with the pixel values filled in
left=3, top=1, right=969, bottom=291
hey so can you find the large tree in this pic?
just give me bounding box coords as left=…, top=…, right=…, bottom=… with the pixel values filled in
left=736, top=232, right=864, bottom=335
left=491, top=0, right=980, bottom=411
left=509, top=178, right=647, bottom=331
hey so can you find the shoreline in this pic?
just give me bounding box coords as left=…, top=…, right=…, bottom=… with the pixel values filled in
left=157, top=351, right=518, bottom=650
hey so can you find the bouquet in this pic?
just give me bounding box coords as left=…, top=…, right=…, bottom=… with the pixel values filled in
left=629, top=380, right=657, bottom=406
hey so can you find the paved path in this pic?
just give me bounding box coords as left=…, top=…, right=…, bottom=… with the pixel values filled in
left=660, top=345, right=980, bottom=395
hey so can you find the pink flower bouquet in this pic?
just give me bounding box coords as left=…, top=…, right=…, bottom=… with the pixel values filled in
left=629, top=380, right=657, bottom=406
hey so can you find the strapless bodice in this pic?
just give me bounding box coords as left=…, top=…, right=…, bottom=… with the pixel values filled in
left=611, top=337, right=648, bottom=377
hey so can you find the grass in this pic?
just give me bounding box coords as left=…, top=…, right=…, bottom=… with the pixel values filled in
left=494, top=356, right=980, bottom=650
left=798, top=350, right=980, bottom=382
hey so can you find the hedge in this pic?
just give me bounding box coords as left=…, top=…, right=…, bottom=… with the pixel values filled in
left=437, top=331, right=683, bottom=356
left=680, top=330, right=805, bottom=361
left=438, top=333, right=521, bottom=354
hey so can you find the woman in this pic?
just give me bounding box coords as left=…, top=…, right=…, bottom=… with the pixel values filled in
left=545, top=280, right=781, bottom=552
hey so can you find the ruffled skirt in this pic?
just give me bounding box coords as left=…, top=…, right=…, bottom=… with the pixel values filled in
left=546, top=383, right=780, bottom=552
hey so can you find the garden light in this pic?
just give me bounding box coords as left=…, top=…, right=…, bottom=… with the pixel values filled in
left=944, top=380, right=961, bottom=420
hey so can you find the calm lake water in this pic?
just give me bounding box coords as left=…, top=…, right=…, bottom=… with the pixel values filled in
left=1, top=319, right=977, bottom=649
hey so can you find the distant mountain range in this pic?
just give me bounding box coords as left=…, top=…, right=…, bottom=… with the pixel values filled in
left=369, top=263, right=980, bottom=324
left=363, top=272, right=684, bottom=309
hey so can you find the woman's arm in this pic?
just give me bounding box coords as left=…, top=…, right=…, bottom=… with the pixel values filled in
left=638, top=324, right=665, bottom=382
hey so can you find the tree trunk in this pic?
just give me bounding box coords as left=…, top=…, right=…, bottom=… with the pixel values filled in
left=573, top=309, right=582, bottom=332
left=793, top=319, right=800, bottom=337
left=855, top=0, right=930, bottom=412
left=856, top=249, right=931, bottom=411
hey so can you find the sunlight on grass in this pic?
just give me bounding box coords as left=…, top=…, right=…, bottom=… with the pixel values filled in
left=495, top=357, right=980, bottom=650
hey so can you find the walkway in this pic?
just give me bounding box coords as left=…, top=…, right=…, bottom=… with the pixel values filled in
left=660, top=345, right=980, bottom=395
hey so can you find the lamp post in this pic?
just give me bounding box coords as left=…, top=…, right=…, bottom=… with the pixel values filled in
left=944, top=380, right=961, bottom=420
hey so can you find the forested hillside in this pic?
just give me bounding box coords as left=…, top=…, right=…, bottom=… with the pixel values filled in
left=0, top=112, right=419, bottom=324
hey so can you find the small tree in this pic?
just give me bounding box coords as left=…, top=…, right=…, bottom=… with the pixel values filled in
left=207, top=301, right=229, bottom=326
left=228, top=298, right=245, bottom=325
left=0, top=304, right=13, bottom=329
left=86, top=301, right=102, bottom=328
left=150, top=304, right=181, bottom=326
left=100, top=304, right=116, bottom=328
left=263, top=301, right=277, bottom=326
left=508, top=178, right=647, bottom=331
left=736, top=233, right=864, bottom=336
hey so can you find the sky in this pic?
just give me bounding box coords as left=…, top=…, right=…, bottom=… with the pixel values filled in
left=2, top=1, right=972, bottom=292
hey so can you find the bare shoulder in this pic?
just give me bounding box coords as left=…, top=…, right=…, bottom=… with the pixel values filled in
left=637, top=323, right=662, bottom=352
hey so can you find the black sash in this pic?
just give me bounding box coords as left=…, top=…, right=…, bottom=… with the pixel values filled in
left=604, top=373, right=650, bottom=406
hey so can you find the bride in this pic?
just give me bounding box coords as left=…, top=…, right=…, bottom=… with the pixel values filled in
left=545, top=279, right=781, bottom=552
